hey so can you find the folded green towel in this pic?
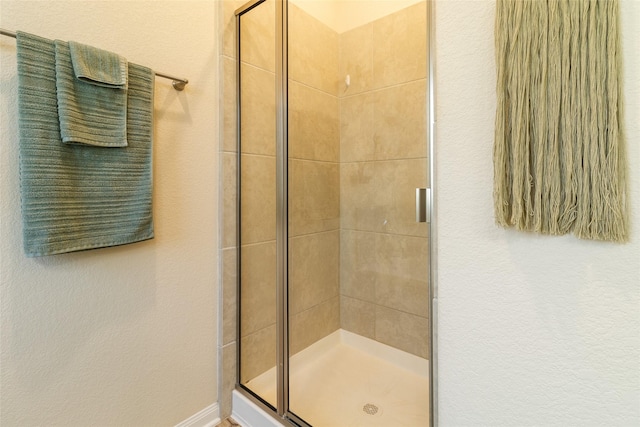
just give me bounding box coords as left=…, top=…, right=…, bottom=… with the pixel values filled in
left=69, top=40, right=128, bottom=88
left=17, top=31, right=154, bottom=257
left=55, top=40, right=128, bottom=147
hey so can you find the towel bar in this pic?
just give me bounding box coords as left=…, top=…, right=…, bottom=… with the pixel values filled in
left=0, top=28, right=189, bottom=91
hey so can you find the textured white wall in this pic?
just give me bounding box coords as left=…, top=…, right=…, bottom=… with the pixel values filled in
left=0, top=1, right=218, bottom=425
left=435, top=0, right=640, bottom=426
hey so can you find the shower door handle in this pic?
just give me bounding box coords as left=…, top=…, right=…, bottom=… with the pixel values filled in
left=416, top=188, right=431, bottom=223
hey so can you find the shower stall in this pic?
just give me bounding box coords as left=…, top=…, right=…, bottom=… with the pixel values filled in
left=232, top=0, right=435, bottom=425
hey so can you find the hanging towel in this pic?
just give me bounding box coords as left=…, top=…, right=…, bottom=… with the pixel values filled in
left=16, top=31, right=154, bottom=257
left=493, top=0, right=628, bottom=243
left=68, top=40, right=128, bottom=88
left=55, top=40, right=128, bottom=147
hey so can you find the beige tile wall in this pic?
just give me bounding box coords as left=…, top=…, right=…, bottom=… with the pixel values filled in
left=339, top=1, right=430, bottom=360
left=287, top=3, right=341, bottom=356
left=289, top=159, right=340, bottom=236
left=289, top=4, right=339, bottom=96
left=289, top=81, right=340, bottom=162
left=372, top=2, right=427, bottom=89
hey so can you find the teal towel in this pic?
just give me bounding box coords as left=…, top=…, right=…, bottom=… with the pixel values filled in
left=55, top=40, right=128, bottom=147
left=69, top=40, right=128, bottom=88
left=16, top=31, right=154, bottom=257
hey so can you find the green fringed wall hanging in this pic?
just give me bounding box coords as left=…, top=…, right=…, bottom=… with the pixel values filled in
left=493, top=0, right=628, bottom=242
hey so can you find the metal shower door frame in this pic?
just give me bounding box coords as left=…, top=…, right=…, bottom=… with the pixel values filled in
left=235, top=1, right=437, bottom=425
left=235, top=0, right=296, bottom=424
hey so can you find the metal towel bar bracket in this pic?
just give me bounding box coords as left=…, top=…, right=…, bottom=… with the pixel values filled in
left=0, top=28, right=189, bottom=91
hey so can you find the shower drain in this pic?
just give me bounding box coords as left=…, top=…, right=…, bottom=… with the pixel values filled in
left=362, top=403, right=379, bottom=416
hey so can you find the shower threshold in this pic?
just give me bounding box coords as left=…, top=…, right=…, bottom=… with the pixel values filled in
left=235, top=329, right=429, bottom=426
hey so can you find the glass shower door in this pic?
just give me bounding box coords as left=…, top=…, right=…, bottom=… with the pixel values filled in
left=236, top=0, right=433, bottom=425
left=237, top=0, right=278, bottom=409
left=286, top=1, right=431, bottom=426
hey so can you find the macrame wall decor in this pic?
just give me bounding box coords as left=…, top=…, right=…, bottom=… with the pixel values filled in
left=493, top=0, right=628, bottom=243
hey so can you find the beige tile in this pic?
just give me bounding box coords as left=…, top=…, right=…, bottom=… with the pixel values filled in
left=222, top=152, right=237, bottom=249
left=239, top=0, right=276, bottom=72
left=340, top=296, right=375, bottom=340
left=240, top=241, right=276, bottom=336
left=375, top=306, right=429, bottom=359
left=240, top=154, right=276, bottom=244
left=289, top=231, right=340, bottom=315
left=223, top=57, right=237, bottom=153
left=223, top=249, right=238, bottom=346
left=289, top=296, right=340, bottom=356
left=373, top=1, right=427, bottom=88
left=340, top=159, right=428, bottom=237
left=341, top=231, right=429, bottom=317
left=288, top=159, right=340, bottom=237
left=289, top=80, right=340, bottom=162
left=375, top=233, right=429, bottom=317
left=220, top=342, right=237, bottom=419
left=373, top=79, right=427, bottom=160
left=288, top=3, right=339, bottom=95
left=240, top=324, right=277, bottom=384
left=240, top=64, right=275, bottom=156
left=340, top=162, right=376, bottom=235
left=339, top=230, right=377, bottom=303
left=222, top=0, right=244, bottom=59
left=339, top=23, right=373, bottom=96
left=340, top=92, right=374, bottom=162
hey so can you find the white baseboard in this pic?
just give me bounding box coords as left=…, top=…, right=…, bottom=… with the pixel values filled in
left=175, top=402, right=220, bottom=427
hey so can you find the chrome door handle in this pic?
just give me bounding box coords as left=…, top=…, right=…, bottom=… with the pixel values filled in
left=416, top=188, right=431, bottom=223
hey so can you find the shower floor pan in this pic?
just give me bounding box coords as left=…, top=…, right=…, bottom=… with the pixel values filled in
left=241, top=329, right=429, bottom=427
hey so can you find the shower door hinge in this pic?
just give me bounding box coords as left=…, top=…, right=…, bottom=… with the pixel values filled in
left=416, top=188, right=431, bottom=223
